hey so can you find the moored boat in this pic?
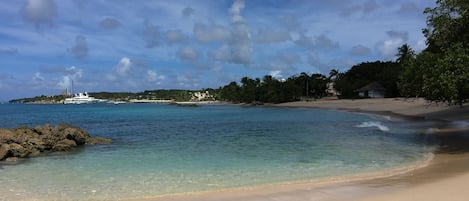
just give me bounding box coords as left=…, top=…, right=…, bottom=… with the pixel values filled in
left=63, top=92, right=100, bottom=104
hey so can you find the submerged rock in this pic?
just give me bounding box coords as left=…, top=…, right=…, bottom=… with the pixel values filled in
left=0, top=124, right=111, bottom=161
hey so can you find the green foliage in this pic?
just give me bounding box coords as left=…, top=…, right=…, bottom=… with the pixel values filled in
left=90, top=92, right=135, bottom=100
left=422, top=43, right=469, bottom=104
left=399, top=0, right=469, bottom=105
left=398, top=51, right=434, bottom=98
left=138, top=90, right=193, bottom=101
left=219, top=73, right=326, bottom=104
left=423, top=0, right=469, bottom=52
left=9, top=95, right=67, bottom=103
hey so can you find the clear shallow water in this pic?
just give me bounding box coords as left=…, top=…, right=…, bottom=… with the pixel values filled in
left=0, top=104, right=435, bottom=200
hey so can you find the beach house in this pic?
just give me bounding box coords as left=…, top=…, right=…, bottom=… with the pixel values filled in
left=356, top=81, right=386, bottom=98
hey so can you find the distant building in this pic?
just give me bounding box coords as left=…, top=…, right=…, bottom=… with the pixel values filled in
left=191, top=91, right=214, bottom=101
left=326, top=82, right=338, bottom=96
left=355, top=82, right=386, bottom=98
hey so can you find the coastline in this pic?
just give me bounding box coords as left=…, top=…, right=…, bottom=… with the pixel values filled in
left=274, top=98, right=469, bottom=122
left=132, top=98, right=469, bottom=201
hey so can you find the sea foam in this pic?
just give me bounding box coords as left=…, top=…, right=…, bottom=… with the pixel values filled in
left=355, top=121, right=390, bottom=132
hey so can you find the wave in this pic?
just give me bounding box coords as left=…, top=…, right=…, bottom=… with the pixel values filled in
left=355, top=121, right=390, bottom=132
left=451, top=120, right=469, bottom=128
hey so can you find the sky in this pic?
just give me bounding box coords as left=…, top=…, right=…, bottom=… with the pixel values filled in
left=0, top=0, right=435, bottom=101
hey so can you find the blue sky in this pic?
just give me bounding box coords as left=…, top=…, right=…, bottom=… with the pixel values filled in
left=0, top=0, right=435, bottom=101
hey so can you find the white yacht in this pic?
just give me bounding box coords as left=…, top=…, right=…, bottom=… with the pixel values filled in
left=63, top=92, right=99, bottom=104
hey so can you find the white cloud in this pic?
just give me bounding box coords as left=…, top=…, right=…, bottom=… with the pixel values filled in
left=294, top=32, right=315, bottom=49
left=56, top=66, right=83, bottom=90
left=21, top=0, right=57, bottom=27
left=229, top=0, right=245, bottom=23
left=65, top=66, right=83, bottom=79
left=254, top=30, right=291, bottom=44
left=193, top=23, right=231, bottom=43
left=57, top=75, right=72, bottom=90
left=178, top=46, right=199, bottom=62
left=314, top=35, right=340, bottom=49
left=294, top=33, right=339, bottom=50
left=415, top=39, right=427, bottom=53
left=182, top=0, right=253, bottom=65
left=146, top=70, right=165, bottom=83
left=209, top=45, right=231, bottom=61
left=165, top=30, right=187, bottom=44
left=33, top=72, right=44, bottom=82
left=229, top=22, right=252, bottom=64
left=279, top=52, right=301, bottom=65
left=269, top=70, right=283, bottom=79
left=279, top=15, right=302, bottom=32
left=376, top=31, right=409, bottom=59
left=176, top=74, right=199, bottom=88
left=115, top=57, right=133, bottom=76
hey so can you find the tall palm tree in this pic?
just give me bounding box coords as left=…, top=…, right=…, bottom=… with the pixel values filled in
left=328, top=69, right=339, bottom=82
left=396, top=43, right=415, bottom=64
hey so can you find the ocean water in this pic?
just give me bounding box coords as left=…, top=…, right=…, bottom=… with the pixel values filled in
left=0, top=104, right=435, bottom=201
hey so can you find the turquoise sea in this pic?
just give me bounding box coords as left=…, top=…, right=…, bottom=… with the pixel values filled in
left=0, top=104, right=436, bottom=201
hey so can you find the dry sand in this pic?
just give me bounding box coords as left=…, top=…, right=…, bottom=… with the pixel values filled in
left=132, top=98, right=469, bottom=201
left=275, top=98, right=469, bottom=121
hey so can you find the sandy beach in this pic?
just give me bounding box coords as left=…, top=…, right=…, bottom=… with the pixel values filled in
left=275, top=98, right=469, bottom=121
left=132, top=98, right=469, bottom=201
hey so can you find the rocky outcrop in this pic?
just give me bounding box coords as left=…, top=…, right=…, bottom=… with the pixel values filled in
left=0, top=124, right=111, bottom=161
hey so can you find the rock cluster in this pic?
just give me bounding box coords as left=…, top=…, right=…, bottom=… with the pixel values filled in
left=0, top=124, right=111, bottom=161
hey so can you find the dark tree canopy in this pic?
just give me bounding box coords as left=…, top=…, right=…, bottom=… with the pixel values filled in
left=218, top=72, right=326, bottom=104
left=335, top=61, right=401, bottom=98
left=399, top=0, right=469, bottom=105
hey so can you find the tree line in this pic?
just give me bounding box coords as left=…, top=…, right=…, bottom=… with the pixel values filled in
left=218, top=73, right=329, bottom=104
left=220, top=0, right=468, bottom=105
left=217, top=60, right=403, bottom=103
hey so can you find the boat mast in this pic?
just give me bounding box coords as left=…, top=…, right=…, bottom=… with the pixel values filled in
left=71, top=79, right=75, bottom=95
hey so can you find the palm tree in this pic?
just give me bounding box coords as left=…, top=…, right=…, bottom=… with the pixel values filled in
left=328, top=69, right=339, bottom=82
left=396, top=44, right=415, bottom=64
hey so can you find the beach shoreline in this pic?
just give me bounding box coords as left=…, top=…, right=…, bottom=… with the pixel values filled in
left=129, top=98, right=469, bottom=201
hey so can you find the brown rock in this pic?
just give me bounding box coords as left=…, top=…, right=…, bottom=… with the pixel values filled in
left=8, top=143, right=30, bottom=158
left=1, top=124, right=111, bottom=161
left=0, top=128, right=16, bottom=144
left=62, top=127, right=89, bottom=145
left=0, top=144, right=10, bottom=160
left=52, top=139, right=77, bottom=152
left=25, top=137, right=46, bottom=151
left=36, top=124, right=54, bottom=136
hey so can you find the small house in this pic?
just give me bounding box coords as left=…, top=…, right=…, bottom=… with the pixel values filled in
left=356, top=82, right=386, bottom=98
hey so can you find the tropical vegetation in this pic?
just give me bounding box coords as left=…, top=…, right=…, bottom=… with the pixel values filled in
left=398, top=0, right=469, bottom=105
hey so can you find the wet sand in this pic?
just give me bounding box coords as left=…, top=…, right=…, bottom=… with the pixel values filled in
left=129, top=153, right=469, bottom=201
left=130, top=98, right=469, bottom=201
